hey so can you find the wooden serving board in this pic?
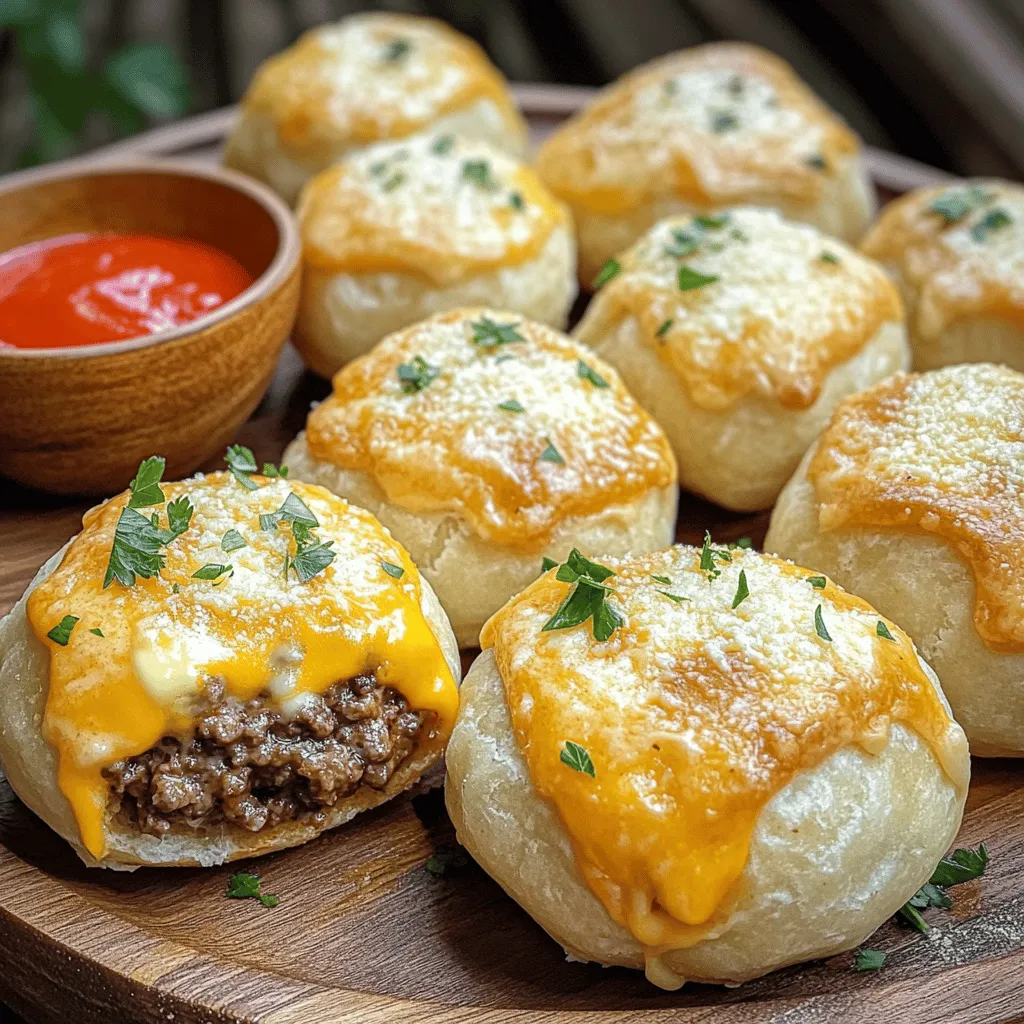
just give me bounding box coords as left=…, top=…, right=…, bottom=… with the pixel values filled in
left=2, top=90, right=1021, bottom=1024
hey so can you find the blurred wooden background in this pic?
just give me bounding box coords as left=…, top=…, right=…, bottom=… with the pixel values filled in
left=1, top=0, right=1023, bottom=178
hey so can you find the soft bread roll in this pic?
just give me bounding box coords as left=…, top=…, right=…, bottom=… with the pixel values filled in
left=861, top=179, right=1024, bottom=373
left=765, top=363, right=1024, bottom=756
left=223, top=12, right=527, bottom=205
left=446, top=545, right=969, bottom=988
left=294, top=133, right=577, bottom=377
left=573, top=207, right=908, bottom=511
left=284, top=309, right=678, bottom=646
left=535, top=43, right=874, bottom=285
left=0, top=472, right=460, bottom=869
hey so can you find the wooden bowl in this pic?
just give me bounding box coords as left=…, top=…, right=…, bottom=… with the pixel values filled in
left=0, top=160, right=301, bottom=496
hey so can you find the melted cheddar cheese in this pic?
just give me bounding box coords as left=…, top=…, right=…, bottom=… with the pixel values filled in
left=861, top=180, right=1024, bottom=338
left=25, top=474, right=458, bottom=858
left=808, top=364, right=1024, bottom=653
left=304, top=309, right=676, bottom=550
left=535, top=43, right=859, bottom=217
left=299, top=134, right=570, bottom=287
left=574, top=208, right=903, bottom=410
left=239, top=12, right=524, bottom=159
left=482, top=546, right=967, bottom=963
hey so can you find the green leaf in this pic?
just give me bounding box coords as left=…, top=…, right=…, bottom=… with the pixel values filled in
left=221, top=529, right=246, bottom=553
left=397, top=355, right=440, bottom=394
left=164, top=495, right=194, bottom=539
left=89, top=627, right=104, bottom=637
left=820, top=251, right=841, bottom=265
left=592, top=258, right=621, bottom=289
left=497, top=398, right=525, bottom=413
left=731, top=569, right=749, bottom=609
left=289, top=540, right=335, bottom=582
left=806, top=154, right=827, bottom=171
left=853, top=949, right=886, bottom=972
left=658, top=590, right=689, bottom=604
left=699, top=531, right=728, bottom=580
left=664, top=228, right=700, bottom=258
left=381, top=37, right=411, bottom=62
left=541, top=556, right=558, bottom=572
left=592, top=598, right=623, bottom=641
left=678, top=266, right=719, bottom=291
left=470, top=316, right=525, bottom=349
left=929, top=185, right=990, bottom=225
left=509, top=191, right=524, bottom=210
left=225, top=444, right=259, bottom=490
left=560, top=549, right=615, bottom=583
left=711, top=111, right=738, bottom=132
left=694, top=214, right=730, bottom=230
left=730, top=537, right=753, bottom=549
left=539, top=440, right=564, bottom=464
left=262, top=462, right=288, bottom=478
left=897, top=902, right=930, bottom=934
left=431, top=134, right=454, bottom=155
left=876, top=620, right=896, bottom=641
left=462, top=159, right=498, bottom=190
left=542, top=552, right=621, bottom=641
left=225, top=871, right=278, bottom=908
left=909, top=882, right=952, bottom=910
left=127, top=456, right=166, bottom=508
left=542, top=579, right=604, bottom=632
left=560, top=740, right=595, bottom=777
left=260, top=492, right=318, bottom=532
left=971, top=207, right=1012, bottom=242
left=650, top=574, right=672, bottom=585
left=381, top=170, right=405, bottom=192
left=656, top=319, right=673, bottom=337
left=46, top=614, right=79, bottom=646
left=381, top=560, right=405, bottom=579
left=104, top=506, right=167, bottom=588
left=192, top=563, right=231, bottom=581
left=814, top=605, right=832, bottom=642
left=930, top=843, right=989, bottom=887
left=807, top=575, right=827, bottom=589
left=104, top=42, right=191, bottom=120
left=576, top=360, right=609, bottom=389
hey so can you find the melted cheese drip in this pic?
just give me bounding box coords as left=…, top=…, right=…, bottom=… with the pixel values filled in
left=304, top=308, right=676, bottom=550
left=299, top=133, right=569, bottom=287
left=809, top=363, right=1024, bottom=652
left=26, top=474, right=458, bottom=858
left=575, top=208, right=902, bottom=410
left=535, top=43, right=859, bottom=216
left=241, top=12, right=523, bottom=158
left=861, top=179, right=1024, bottom=337
left=481, top=547, right=966, bottom=955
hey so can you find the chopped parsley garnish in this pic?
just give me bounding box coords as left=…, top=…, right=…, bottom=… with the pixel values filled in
left=650, top=574, right=672, bottom=585
left=542, top=549, right=622, bottom=642
left=807, top=575, right=827, bottom=589
left=729, top=537, right=753, bottom=549
left=225, top=871, right=279, bottom=908
left=90, top=627, right=104, bottom=637
left=509, top=191, right=524, bottom=210
left=262, top=493, right=335, bottom=582
left=678, top=266, right=719, bottom=291
left=659, top=591, right=690, bottom=604
left=576, top=359, right=609, bottom=388
left=664, top=228, right=700, bottom=258
left=397, top=355, right=440, bottom=394
left=898, top=902, right=930, bottom=934
left=497, top=398, right=525, bottom=413
left=711, top=111, right=738, bottom=132
left=431, top=134, right=454, bottom=156
left=192, top=563, right=232, bottom=581
left=260, top=492, right=317, bottom=532
left=820, top=251, right=841, bottom=264
left=731, top=569, right=749, bottom=609
left=425, top=849, right=468, bottom=877
left=814, top=605, right=832, bottom=642
left=853, top=949, right=886, bottom=972
left=381, top=170, right=405, bottom=192
left=929, top=184, right=990, bottom=225
left=225, top=444, right=259, bottom=490
left=971, top=207, right=1012, bottom=242
left=470, top=316, right=525, bottom=349
left=592, top=258, right=621, bottom=289
left=806, top=154, right=827, bottom=171
left=560, top=740, right=595, bottom=777
left=46, top=615, right=79, bottom=646
left=369, top=160, right=388, bottom=178
left=656, top=318, right=673, bottom=337
left=896, top=842, right=989, bottom=935
left=539, top=440, right=564, bottom=464
left=381, top=560, right=405, bottom=579
left=381, top=37, right=411, bottom=63
left=699, top=531, right=732, bottom=580
left=289, top=539, right=336, bottom=583
left=876, top=620, right=896, bottom=641
left=541, top=556, right=558, bottom=572
left=221, top=529, right=246, bottom=552
left=694, top=214, right=729, bottom=230
left=727, top=74, right=744, bottom=97
left=262, top=462, right=288, bottom=478
left=128, top=456, right=167, bottom=507
left=165, top=495, right=194, bottom=538
left=462, top=159, right=498, bottom=190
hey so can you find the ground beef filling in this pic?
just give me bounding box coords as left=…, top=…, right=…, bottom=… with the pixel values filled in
left=104, top=675, right=424, bottom=836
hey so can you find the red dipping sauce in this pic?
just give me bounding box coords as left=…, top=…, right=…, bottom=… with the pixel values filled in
left=0, top=233, right=254, bottom=350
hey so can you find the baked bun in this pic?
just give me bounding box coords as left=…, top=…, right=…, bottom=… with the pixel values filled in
left=535, top=43, right=874, bottom=285
left=223, top=12, right=527, bottom=205
left=283, top=308, right=678, bottom=646
left=446, top=544, right=969, bottom=988
left=293, top=133, right=577, bottom=377
left=0, top=467, right=460, bottom=869
left=766, top=362, right=1024, bottom=757
left=573, top=207, right=908, bottom=511
left=861, top=179, right=1024, bottom=373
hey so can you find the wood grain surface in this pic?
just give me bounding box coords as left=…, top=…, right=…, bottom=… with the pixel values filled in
left=2, top=94, right=1020, bottom=1024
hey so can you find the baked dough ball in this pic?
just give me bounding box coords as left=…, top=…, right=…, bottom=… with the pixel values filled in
left=766, top=363, right=1024, bottom=757
left=283, top=308, right=678, bottom=646
left=446, top=544, right=969, bottom=988
left=573, top=206, right=908, bottom=511
left=294, top=133, right=577, bottom=377
left=223, top=13, right=527, bottom=205
left=0, top=468, right=460, bottom=869
left=861, top=179, right=1024, bottom=373
left=536, top=43, right=874, bottom=285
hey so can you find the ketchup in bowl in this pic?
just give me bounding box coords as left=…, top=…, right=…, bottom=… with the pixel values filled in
left=0, top=233, right=254, bottom=350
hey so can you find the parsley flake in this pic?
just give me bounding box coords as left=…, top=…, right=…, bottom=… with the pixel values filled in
left=381, top=560, right=405, bottom=579
left=650, top=574, right=672, bottom=585
left=731, top=569, right=749, bottom=609
left=592, top=258, right=621, bottom=289
left=539, top=440, right=564, bottom=464
left=262, top=462, right=288, bottom=478
left=656, top=319, right=674, bottom=337
left=397, top=355, right=440, bottom=394
left=46, top=615, right=79, bottom=646
left=576, top=360, right=609, bottom=388
left=260, top=492, right=317, bottom=533
left=90, top=627, right=105, bottom=637
left=128, top=456, right=166, bottom=508
left=898, top=903, right=930, bottom=934
left=664, top=228, right=700, bottom=258
left=509, top=191, right=524, bottom=210
left=462, top=159, right=498, bottom=190
left=431, top=134, right=454, bottom=155
left=971, top=207, right=1012, bottom=242
left=711, top=111, right=739, bottom=132
left=221, top=529, right=246, bottom=553
left=854, top=949, right=886, bottom=972
left=381, top=170, right=405, bottom=192
left=542, top=549, right=622, bottom=641
left=560, top=740, right=595, bottom=777
left=699, top=531, right=732, bottom=580
left=694, top=214, right=729, bottom=230
left=814, top=605, right=832, bottom=642
left=192, top=563, right=232, bottom=581
left=225, top=871, right=279, bottom=908
left=931, top=843, right=988, bottom=887
left=261, top=493, right=336, bottom=582
left=807, top=575, right=827, bottom=589
left=820, top=251, right=841, bottom=264
left=678, top=266, right=719, bottom=291
left=729, top=537, right=753, bottom=549
left=381, top=37, right=411, bottom=63
left=104, top=507, right=169, bottom=588
left=659, top=590, right=690, bottom=604
left=498, top=398, right=525, bottom=413
left=541, top=556, right=559, bottom=572
left=876, top=620, right=896, bottom=641
left=225, top=444, right=259, bottom=490
left=290, top=540, right=336, bottom=583
left=470, top=316, right=525, bottom=349
left=806, top=154, right=827, bottom=171
left=929, top=184, right=990, bottom=225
